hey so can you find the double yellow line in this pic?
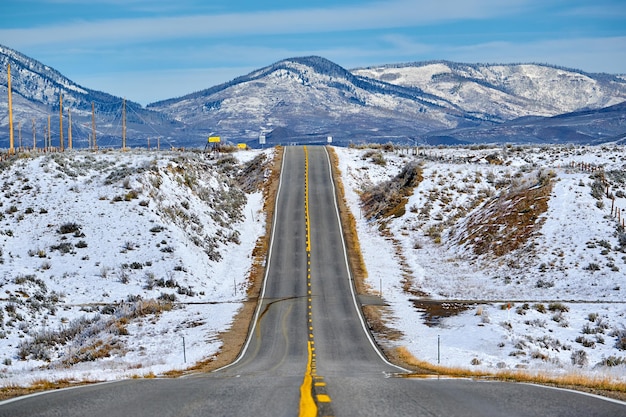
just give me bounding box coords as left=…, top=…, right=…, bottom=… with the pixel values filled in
left=299, top=147, right=332, bottom=417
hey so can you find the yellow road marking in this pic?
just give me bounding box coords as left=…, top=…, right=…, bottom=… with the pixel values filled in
left=298, top=341, right=317, bottom=417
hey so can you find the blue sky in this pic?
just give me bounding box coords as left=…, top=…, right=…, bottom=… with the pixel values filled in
left=1, top=0, right=625, bottom=105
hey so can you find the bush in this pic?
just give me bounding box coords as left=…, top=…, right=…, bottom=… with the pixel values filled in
left=158, top=292, right=177, bottom=302
left=548, top=302, right=569, bottom=313
left=50, top=242, right=74, bottom=254
left=601, top=356, right=626, bottom=367
left=612, top=328, right=626, bottom=350
left=571, top=350, right=588, bottom=366
left=57, top=222, right=81, bottom=235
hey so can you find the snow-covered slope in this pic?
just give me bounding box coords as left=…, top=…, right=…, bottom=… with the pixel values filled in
left=335, top=144, right=626, bottom=377
left=0, top=44, right=181, bottom=149
left=148, top=56, right=474, bottom=143
left=0, top=148, right=270, bottom=385
left=353, top=61, right=626, bottom=121
left=0, top=144, right=624, bottom=389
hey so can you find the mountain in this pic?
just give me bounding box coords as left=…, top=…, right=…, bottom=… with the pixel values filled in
left=352, top=61, right=626, bottom=121
left=426, top=100, right=626, bottom=145
left=0, top=44, right=182, bottom=149
left=147, top=56, right=486, bottom=146
left=1, top=45, right=625, bottom=148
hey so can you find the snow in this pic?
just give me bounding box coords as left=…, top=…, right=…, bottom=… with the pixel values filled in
left=0, top=148, right=269, bottom=386
left=334, top=144, right=626, bottom=380
left=1, top=144, right=625, bottom=390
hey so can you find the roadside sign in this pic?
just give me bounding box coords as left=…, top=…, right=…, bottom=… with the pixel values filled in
left=327, top=136, right=333, bottom=144
left=259, top=134, right=266, bottom=145
left=237, top=143, right=247, bottom=149
left=208, top=136, right=221, bottom=143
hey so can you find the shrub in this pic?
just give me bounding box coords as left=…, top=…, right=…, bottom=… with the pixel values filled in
left=158, top=292, right=177, bottom=302
left=50, top=242, right=74, bottom=254
left=612, top=328, right=626, bottom=350
left=536, top=279, right=554, bottom=289
left=57, top=222, right=81, bottom=235
left=548, top=302, right=569, bottom=313
left=601, top=356, right=626, bottom=366
left=571, top=350, right=588, bottom=366
left=575, top=336, right=595, bottom=348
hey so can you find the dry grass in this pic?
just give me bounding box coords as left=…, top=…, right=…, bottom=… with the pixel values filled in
left=0, top=379, right=96, bottom=401
left=458, top=172, right=554, bottom=256
left=327, top=147, right=369, bottom=292
left=360, top=162, right=423, bottom=220
left=190, top=146, right=283, bottom=373
left=395, top=346, right=626, bottom=401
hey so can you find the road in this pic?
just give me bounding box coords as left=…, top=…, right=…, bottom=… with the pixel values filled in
left=1, top=146, right=624, bottom=417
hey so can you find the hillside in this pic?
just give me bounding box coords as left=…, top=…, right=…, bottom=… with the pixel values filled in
left=335, top=144, right=626, bottom=377
left=0, top=148, right=270, bottom=385
left=2, top=44, right=625, bottom=148
left=147, top=56, right=474, bottom=144
left=0, top=144, right=624, bottom=392
left=352, top=61, right=626, bottom=121
left=0, top=44, right=182, bottom=149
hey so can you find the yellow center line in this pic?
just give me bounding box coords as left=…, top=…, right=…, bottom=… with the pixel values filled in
left=299, top=147, right=332, bottom=417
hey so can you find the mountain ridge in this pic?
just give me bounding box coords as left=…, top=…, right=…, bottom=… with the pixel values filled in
left=1, top=44, right=625, bottom=148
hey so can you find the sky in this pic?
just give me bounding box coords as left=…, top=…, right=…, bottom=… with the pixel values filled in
left=1, top=0, right=625, bottom=105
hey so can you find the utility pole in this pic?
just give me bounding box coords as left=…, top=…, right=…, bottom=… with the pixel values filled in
left=7, top=64, right=14, bottom=155
left=47, top=115, right=51, bottom=151
left=32, top=118, right=36, bottom=150
left=67, top=109, right=72, bottom=150
left=122, top=98, right=126, bottom=150
left=91, top=102, right=97, bottom=151
left=59, top=93, right=64, bottom=151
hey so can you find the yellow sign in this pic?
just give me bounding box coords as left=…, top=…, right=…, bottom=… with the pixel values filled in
left=208, top=136, right=221, bottom=143
left=237, top=143, right=247, bottom=149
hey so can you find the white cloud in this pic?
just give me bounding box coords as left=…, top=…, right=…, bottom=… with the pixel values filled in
left=1, top=0, right=530, bottom=48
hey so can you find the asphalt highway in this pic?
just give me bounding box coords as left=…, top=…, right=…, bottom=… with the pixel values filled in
left=0, top=146, right=624, bottom=417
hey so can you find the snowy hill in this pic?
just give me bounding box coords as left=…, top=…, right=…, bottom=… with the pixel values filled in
left=352, top=61, right=626, bottom=121
left=147, top=56, right=478, bottom=145
left=0, top=44, right=182, bottom=149
left=2, top=44, right=625, bottom=149
left=335, top=144, right=626, bottom=378
left=0, top=148, right=270, bottom=384
left=0, top=144, right=625, bottom=390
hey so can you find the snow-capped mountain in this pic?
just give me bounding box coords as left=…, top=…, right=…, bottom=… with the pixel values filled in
left=1, top=44, right=625, bottom=148
left=147, top=56, right=482, bottom=145
left=352, top=61, right=626, bottom=121
left=0, top=44, right=182, bottom=149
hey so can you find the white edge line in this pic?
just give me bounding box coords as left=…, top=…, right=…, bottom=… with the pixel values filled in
left=324, top=146, right=626, bottom=404
left=0, top=150, right=289, bottom=403
left=0, top=380, right=118, bottom=407
left=520, top=382, right=626, bottom=407
left=323, top=146, right=409, bottom=373
left=212, top=146, right=288, bottom=372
